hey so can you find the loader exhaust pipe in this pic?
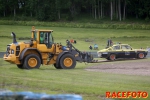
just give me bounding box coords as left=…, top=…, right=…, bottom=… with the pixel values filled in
left=11, top=32, right=17, bottom=44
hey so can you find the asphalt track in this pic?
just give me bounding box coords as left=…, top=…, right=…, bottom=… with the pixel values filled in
left=0, top=52, right=150, bottom=58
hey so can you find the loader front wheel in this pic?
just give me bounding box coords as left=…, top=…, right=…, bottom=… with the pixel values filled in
left=23, top=54, right=41, bottom=69
left=60, top=54, right=76, bottom=69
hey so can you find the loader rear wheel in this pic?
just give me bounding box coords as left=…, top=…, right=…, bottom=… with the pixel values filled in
left=53, top=63, right=62, bottom=69
left=17, top=64, right=24, bottom=69
left=60, top=54, right=76, bottom=69
left=23, top=54, right=41, bottom=69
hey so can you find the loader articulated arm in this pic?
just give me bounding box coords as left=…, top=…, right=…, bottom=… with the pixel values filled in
left=66, top=41, right=82, bottom=55
left=66, top=41, right=93, bottom=63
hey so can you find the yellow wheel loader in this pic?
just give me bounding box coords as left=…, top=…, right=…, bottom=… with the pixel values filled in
left=3, top=26, right=93, bottom=69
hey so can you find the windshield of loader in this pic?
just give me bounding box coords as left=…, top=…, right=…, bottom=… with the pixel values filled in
left=39, top=31, right=54, bottom=48
left=40, top=32, right=44, bottom=43
left=49, top=32, right=54, bottom=44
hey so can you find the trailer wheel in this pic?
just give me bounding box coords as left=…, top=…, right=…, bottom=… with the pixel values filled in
left=60, top=54, right=76, bottom=69
left=137, top=53, right=145, bottom=59
left=17, top=64, right=24, bottom=69
left=23, top=54, right=41, bottom=69
left=109, top=54, right=116, bottom=61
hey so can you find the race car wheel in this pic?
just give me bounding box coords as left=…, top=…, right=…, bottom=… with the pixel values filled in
left=109, top=54, right=116, bottom=61
left=23, top=54, right=41, bottom=69
left=106, top=58, right=110, bottom=60
left=137, top=53, right=145, bottom=59
left=60, top=53, right=76, bottom=69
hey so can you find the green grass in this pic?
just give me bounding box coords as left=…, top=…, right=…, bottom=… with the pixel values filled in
left=0, top=59, right=150, bottom=100
left=0, top=25, right=150, bottom=100
left=0, top=20, right=150, bottom=29
left=0, top=25, right=150, bottom=51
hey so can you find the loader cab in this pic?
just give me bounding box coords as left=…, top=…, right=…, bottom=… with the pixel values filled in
left=39, top=31, right=54, bottom=48
left=31, top=27, right=54, bottom=52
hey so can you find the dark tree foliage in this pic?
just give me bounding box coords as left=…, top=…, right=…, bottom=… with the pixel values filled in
left=0, top=0, right=150, bottom=21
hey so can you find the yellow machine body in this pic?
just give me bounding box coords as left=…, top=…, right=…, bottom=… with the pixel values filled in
left=3, top=26, right=93, bottom=69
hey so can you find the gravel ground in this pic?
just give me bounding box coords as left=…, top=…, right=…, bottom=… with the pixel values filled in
left=86, top=58, right=150, bottom=76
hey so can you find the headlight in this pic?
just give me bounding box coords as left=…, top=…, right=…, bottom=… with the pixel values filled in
left=7, top=46, right=10, bottom=51
left=102, top=52, right=108, bottom=54
left=11, top=49, right=14, bottom=54
left=97, top=52, right=102, bottom=57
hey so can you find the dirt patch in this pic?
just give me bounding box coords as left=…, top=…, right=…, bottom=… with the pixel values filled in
left=86, top=59, right=150, bottom=76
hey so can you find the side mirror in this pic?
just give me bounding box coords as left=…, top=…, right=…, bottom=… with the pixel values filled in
left=30, top=38, right=33, bottom=41
left=30, top=38, right=34, bottom=47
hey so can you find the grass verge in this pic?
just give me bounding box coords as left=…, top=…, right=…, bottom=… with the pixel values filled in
left=0, top=58, right=150, bottom=100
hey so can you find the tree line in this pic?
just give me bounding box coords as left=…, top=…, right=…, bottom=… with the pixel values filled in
left=0, top=0, right=150, bottom=21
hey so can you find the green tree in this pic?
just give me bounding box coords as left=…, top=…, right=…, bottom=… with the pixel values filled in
left=0, top=0, right=9, bottom=17
left=8, top=0, right=19, bottom=17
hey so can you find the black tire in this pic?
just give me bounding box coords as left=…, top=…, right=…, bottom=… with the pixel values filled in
left=60, top=54, right=76, bottom=69
left=23, top=54, right=41, bottom=69
left=17, top=64, right=24, bottom=69
left=53, top=63, right=62, bottom=69
left=137, top=53, right=145, bottom=59
left=109, top=54, right=116, bottom=61
left=106, top=57, right=110, bottom=60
